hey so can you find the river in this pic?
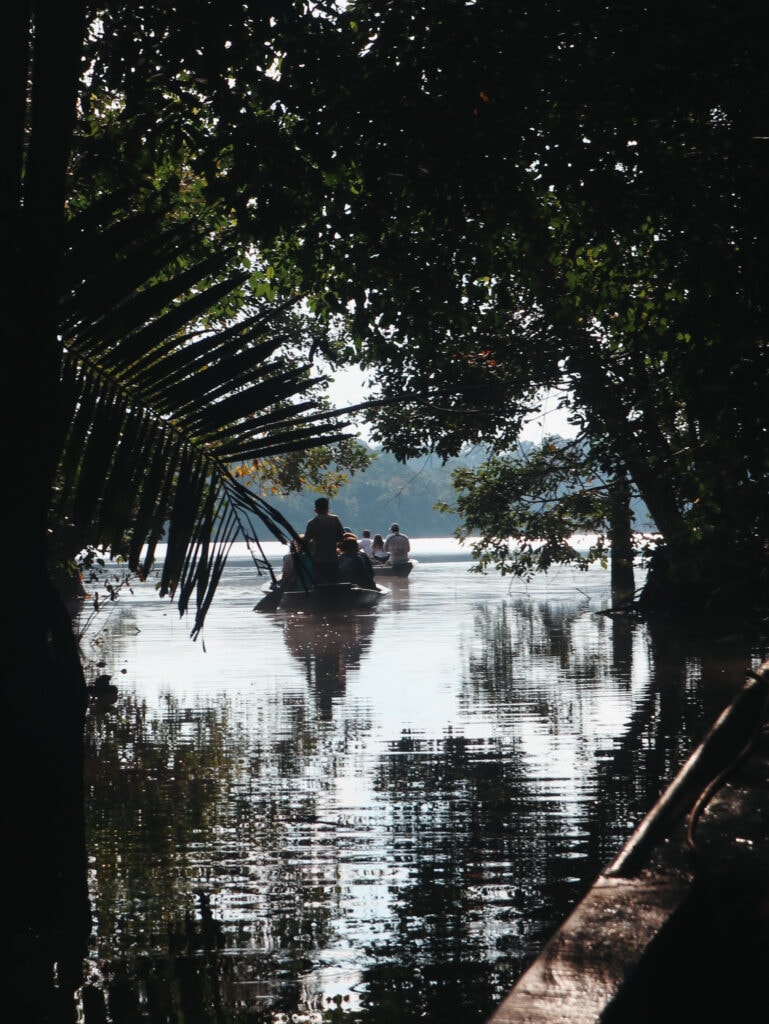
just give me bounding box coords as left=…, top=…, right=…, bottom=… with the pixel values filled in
left=79, top=538, right=764, bottom=1023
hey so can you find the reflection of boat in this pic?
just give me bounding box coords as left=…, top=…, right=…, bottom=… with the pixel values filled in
left=372, top=559, right=416, bottom=578
left=280, top=610, right=379, bottom=717
left=259, top=581, right=388, bottom=613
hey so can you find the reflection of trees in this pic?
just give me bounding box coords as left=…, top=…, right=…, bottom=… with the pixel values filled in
left=13, top=777, right=89, bottom=1022
left=363, top=727, right=563, bottom=1021
left=459, top=600, right=751, bottom=869
left=79, top=596, right=761, bottom=1024
left=355, top=601, right=759, bottom=1023
left=86, top=693, right=250, bottom=949
left=460, top=600, right=637, bottom=757
left=463, top=599, right=619, bottom=691
left=583, top=621, right=758, bottom=871
left=281, top=613, right=378, bottom=718
left=84, top=682, right=374, bottom=1021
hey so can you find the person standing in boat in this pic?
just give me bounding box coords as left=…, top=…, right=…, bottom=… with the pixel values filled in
left=384, top=523, right=411, bottom=565
left=304, top=496, right=345, bottom=584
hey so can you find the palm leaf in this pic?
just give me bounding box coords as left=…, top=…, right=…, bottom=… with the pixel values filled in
left=52, top=201, right=351, bottom=636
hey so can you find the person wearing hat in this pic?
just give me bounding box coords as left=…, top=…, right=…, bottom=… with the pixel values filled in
left=304, top=496, right=345, bottom=584
left=384, top=523, right=410, bottom=565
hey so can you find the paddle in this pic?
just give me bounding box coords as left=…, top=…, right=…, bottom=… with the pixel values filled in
left=254, top=587, right=282, bottom=612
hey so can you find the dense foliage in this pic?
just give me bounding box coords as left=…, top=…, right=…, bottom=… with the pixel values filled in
left=71, top=3, right=769, bottom=629
left=191, top=0, right=766, bottom=627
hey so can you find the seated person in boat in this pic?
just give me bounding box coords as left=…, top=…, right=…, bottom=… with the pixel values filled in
left=338, top=534, right=376, bottom=589
left=371, top=532, right=389, bottom=563
left=358, top=529, right=374, bottom=558
left=384, top=523, right=410, bottom=564
left=279, top=535, right=314, bottom=591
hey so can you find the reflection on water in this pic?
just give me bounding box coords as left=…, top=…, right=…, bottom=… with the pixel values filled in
left=280, top=613, right=380, bottom=717
left=76, top=542, right=764, bottom=1023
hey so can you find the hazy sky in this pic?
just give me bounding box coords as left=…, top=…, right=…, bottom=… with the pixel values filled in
left=326, top=366, right=576, bottom=443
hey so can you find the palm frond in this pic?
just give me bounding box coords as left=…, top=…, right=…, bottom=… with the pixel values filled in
left=52, top=202, right=351, bottom=636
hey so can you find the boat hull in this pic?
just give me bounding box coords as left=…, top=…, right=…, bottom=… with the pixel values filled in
left=372, top=559, right=415, bottom=577
left=264, top=581, right=389, bottom=612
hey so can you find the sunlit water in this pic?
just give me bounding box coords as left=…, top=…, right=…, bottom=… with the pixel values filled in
left=80, top=539, right=762, bottom=1023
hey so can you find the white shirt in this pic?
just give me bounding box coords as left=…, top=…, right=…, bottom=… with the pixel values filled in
left=358, top=536, right=373, bottom=557
left=384, top=531, right=410, bottom=562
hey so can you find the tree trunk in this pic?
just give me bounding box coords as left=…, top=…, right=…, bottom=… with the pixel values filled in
left=0, top=4, right=91, bottom=1009
left=608, top=473, right=635, bottom=607
left=1, top=579, right=91, bottom=1015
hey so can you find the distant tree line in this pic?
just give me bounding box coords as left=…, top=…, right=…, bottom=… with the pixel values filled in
left=256, top=444, right=475, bottom=537
left=251, top=441, right=655, bottom=541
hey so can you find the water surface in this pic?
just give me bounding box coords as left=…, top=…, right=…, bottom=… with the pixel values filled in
left=80, top=539, right=761, bottom=1022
